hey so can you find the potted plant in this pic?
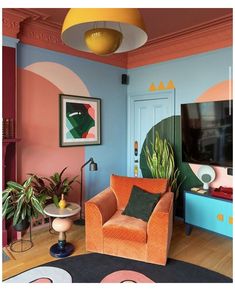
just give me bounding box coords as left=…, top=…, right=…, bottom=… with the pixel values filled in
left=29, top=167, right=79, bottom=207
left=2, top=175, right=48, bottom=231
left=143, top=131, right=185, bottom=201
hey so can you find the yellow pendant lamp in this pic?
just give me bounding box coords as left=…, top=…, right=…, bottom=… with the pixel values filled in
left=61, top=8, right=148, bottom=56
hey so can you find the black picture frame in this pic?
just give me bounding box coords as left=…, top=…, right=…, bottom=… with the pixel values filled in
left=59, top=94, right=101, bottom=147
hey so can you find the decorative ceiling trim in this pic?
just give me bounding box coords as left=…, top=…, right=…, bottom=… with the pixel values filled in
left=2, top=9, right=232, bottom=69
left=127, top=14, right=232, bottom=68
left=2, top=10, right=27, bottom=38
left=2, top=8, right=128, bottom=68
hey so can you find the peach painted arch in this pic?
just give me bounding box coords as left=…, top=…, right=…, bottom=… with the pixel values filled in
left=24, top=62, right=89, bottom=96
left=196, top=80, right=232, bottom=103
left=24, top=61, right=95, bottom=136
left=190, top=80, right=233, bottom=188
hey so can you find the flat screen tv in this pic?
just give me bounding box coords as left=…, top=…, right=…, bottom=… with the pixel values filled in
left=181, top=100, right=233, bottom=167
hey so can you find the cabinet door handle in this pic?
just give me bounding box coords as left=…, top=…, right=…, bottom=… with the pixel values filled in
left=217, top=213, right=224, bottom=221
left=229, top=216, right=233, bottom=225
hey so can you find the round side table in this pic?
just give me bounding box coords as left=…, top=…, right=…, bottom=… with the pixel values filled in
left=44, top=202, right=80, bottom=258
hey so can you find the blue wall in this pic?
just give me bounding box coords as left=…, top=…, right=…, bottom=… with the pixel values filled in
left=127, top=47, right=232, bottom=114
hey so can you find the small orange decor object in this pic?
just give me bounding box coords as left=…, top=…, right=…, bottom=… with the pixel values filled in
left=166, top=80, right=175, bottom=89
left=217, top=213, right=224, bottom=222
left=157, top=81, right=165, bottom=90
left=59, top=194, right=67, bottom=209
left=149, top=82, right=157, bottom=92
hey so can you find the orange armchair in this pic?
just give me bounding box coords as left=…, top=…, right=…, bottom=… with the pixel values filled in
left=85, top=175, right=174, bottom=265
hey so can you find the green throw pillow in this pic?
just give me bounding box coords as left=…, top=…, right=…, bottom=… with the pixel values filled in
left=122, top=185, right=161, bottom=222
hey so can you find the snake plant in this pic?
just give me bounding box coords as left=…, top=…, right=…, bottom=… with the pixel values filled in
left=143, top=131, right=184, bottom=200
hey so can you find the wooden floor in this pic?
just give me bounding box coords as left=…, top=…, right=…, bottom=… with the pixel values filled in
left=2, top=219, right=233, bottom=280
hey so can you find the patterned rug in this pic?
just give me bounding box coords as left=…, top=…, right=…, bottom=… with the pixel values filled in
left=4, top=253, right=232, bottom=283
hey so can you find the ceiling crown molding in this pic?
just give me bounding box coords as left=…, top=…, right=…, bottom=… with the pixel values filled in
left=8, top=8, right=51, bottom=21
left=2, top=9, right=27, bottom=38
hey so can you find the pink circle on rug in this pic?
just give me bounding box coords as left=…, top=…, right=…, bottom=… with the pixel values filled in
left=101, top=270, right=155, bottom=283
left=31, top=278, right=52, bottom=283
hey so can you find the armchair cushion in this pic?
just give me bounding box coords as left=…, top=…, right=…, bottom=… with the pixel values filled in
left=103, top=210, right=147, bottom=243
left=122, top=185, right=161, bottom=222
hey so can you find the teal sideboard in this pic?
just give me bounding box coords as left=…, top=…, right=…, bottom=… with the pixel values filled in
left=184, top=191, right=233, bottom=238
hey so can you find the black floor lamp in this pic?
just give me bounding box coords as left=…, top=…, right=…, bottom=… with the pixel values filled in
left=74, top=157, right=98, bottom=225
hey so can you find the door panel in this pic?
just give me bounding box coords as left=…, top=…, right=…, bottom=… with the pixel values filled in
left=127, top=90, right=175, bottom=177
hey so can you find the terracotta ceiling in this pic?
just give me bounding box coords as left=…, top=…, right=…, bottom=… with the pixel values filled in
left=28, top=8, right=232, bottom=42
left=3, top=8, right=232, bottom=68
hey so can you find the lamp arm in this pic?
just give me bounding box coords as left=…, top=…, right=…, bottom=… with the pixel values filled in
left=81, top=158, right=93, bottom=170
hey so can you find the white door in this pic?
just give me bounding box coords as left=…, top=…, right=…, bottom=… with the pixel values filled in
left=127, top=90, right=175, bottom=177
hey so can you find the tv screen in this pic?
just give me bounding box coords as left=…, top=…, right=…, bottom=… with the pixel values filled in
left=181, top=100, right=233, bottom=167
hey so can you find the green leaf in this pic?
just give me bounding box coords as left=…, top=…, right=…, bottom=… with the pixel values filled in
left=25, top=186, right=33, bottom=202
left=6, top=211, right=14, bottom=220
left=13, top=197, right=24, bottom=225
left=2, top=188, right=12, bottom=203
left=5, top=205, right=14, bottom=215
left=31, top=197, right=44, bottom=215
left=6, top=181, right=24, bottom=191
left=62, top=178, right=68, bottom=185
left=38, top=194, right=50, bottom=205
left=54, top=173, right=60, bottom=183
left=2, top=196, right=11, bottom=217
left=23, top=176, right=33, bottom=188
left=52, top=195, right=59, bottom=207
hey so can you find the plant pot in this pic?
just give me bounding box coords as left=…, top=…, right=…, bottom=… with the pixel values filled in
left=14, top=218, right=30, bottom=231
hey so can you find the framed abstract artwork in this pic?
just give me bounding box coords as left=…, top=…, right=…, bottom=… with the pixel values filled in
left=59, top=94, right=101, bottom=146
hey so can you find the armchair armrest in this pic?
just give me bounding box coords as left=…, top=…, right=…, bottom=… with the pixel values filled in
left=85, top=187, right=117, bottom=224
left=146, top=191, right=174, bottom=265
left=85, top=187, right=117, bottom=253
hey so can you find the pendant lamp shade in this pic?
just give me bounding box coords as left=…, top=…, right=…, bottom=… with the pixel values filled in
left=61, top=8, right=148, bottom=55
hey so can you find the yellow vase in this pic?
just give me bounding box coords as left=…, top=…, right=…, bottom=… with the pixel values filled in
left=59, top=194, right=67, bottom=209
